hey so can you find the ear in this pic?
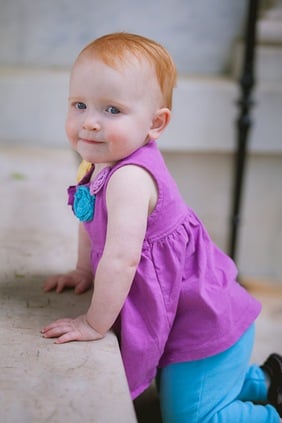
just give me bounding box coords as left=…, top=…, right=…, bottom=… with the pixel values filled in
left=148, top=108, right=171, bottom=140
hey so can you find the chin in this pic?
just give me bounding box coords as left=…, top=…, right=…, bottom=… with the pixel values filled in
left=76, top=147, right=94, bottom=163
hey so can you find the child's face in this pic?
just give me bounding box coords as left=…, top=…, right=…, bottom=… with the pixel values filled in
left=65, top=54, right=164, bottom=165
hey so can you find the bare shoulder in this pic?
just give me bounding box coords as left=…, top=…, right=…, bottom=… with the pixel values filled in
left=107, top=165, right=158, bottom=214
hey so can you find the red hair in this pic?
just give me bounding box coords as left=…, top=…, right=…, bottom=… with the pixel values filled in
left=77, top=32, right=177, bottom=109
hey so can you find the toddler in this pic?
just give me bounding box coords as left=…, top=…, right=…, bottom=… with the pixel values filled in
left=41, top=32, right=282, bottom=422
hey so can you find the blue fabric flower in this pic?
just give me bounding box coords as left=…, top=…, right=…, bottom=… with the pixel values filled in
left=73, top=185, right=95, bottom=222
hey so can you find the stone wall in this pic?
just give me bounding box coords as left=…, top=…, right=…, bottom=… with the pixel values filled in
left=0, top=0, right=247, bottom=75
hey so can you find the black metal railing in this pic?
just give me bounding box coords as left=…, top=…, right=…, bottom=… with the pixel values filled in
left=229, top=0, right=260, bottom=262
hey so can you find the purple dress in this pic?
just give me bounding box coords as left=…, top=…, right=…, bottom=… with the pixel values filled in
left=68, top=140, right=261, bottom=399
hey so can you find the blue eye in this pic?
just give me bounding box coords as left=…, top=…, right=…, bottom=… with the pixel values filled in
left=106, top=105, right=120, bottom=114
left=75, top=102, right=87, bottom=110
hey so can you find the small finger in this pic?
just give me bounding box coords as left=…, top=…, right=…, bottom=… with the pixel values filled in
left=55, top=277, right=66, bottom=293
left=74, top=281, right=88, bottom=294
left=42, top=317, right=72, bottom=328
left=41, top=319, right=72, bottom=335
left=42, top=326, right=66, bottom=339
left=43, top=276, right=58, bottom=292
left=55, top=331, right=79, bottom=344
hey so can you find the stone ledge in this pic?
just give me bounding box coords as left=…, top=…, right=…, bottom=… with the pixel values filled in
left=0, top=146, right=137, bottom=423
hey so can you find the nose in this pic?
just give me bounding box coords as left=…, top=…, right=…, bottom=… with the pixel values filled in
left=82, top=112, right=101, bottom=131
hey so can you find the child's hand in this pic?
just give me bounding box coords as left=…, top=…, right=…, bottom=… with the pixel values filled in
left=41, top=314, right=104, bottom=344
left=43, top=269, right=92, bottom=294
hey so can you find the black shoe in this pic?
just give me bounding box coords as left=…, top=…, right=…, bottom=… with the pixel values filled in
left=261, top=353, right=282, bottom=417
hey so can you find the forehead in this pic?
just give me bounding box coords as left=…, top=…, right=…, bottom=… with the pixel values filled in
left=73, top=51, right=154, bottom=80
left=78, top=45, right=152, bottom=71
left=70, top=54, right=160, bottom=98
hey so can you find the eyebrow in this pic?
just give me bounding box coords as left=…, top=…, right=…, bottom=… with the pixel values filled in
left=68, top=96, right=84, bottom=101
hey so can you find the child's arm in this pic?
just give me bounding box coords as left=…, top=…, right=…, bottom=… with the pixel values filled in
left=41, top=165, right=157, bottom=343
left=43, top=222, right=93, bottom=294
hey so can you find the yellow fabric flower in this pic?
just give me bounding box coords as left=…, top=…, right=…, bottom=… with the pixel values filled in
left=76, top=160, right=92, bottom=182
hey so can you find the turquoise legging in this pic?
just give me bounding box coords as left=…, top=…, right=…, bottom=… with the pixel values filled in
left=159, top=324, right=280, bottom=423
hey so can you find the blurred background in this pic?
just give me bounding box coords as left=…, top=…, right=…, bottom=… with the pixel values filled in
left=0, top=0, right=281, bottom=283
left=0, top=2, right=281, bottom=422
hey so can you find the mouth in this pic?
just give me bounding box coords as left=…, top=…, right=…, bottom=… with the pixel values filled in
left=79, top=138, right=102, bottom=145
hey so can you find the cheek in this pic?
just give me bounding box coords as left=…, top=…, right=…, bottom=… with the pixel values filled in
left=65, top=117, right=77, bottom=144
left=104, top=121, right=127, bottom=142
left=107, top=117, right=137, bottom=137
